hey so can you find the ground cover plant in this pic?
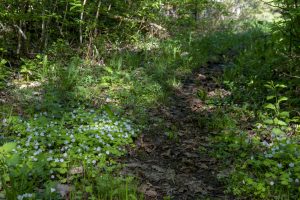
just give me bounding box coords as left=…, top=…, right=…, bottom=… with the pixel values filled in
left=1, top=106, right=140, bottom=199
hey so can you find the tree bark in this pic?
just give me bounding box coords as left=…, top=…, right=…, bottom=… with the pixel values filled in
left=80, top=0, right=88, bottom=44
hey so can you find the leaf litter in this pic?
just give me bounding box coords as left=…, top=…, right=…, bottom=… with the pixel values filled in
left=121, top=62, right=232, bottom=199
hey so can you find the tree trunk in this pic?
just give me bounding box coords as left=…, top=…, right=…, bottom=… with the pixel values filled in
left=80, top=0, right=88, bottom=44
left=87, top=0, right=101, bottom=58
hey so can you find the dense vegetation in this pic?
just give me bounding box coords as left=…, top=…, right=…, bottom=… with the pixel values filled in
left=0, top=0, right=299, bottom=199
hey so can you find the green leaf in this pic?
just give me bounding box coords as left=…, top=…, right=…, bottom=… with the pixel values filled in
left=278, top=97, right=288, bottom=103
left=279, top=111, right=289, bottom=118
left=70, top=3, right=82, bottom=11
left=264, top=103, right=276, bottom=111
left=0, top=142, right=16, bottom=153
left=103, top=105, right=115, bottom=119
left=0, top=59, right=7, bottom=65
left=274, top=118, right=287, bottom=126
left=7, top=154, right=20, bottom=166
left=272, top=128, right=284, bottom=135
left=275, top=84, right=287, bottom=88
left=85, top=186, right=93, bottom=193
left=104, top=67, right=113, bottom=74
left=266, top=95, right=275, bottom=100
left=263, top=159, right=272, bottom=166
left=281, top=180, right=289, bottom=185
left=264, top=82, right=273, bottom=89
left=263, top=119, right=274, bottom=125
left=57, top=168, right=68, bottom=174
left=60, top=162, right=67, bottom=168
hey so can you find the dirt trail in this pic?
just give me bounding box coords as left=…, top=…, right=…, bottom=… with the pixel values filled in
left=122, top=63, right=231, bottom=200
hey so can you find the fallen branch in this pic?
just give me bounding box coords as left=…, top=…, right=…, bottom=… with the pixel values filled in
left=13, top=24, right=27, bottom=40
left=282, top=72, right=300, bottom=79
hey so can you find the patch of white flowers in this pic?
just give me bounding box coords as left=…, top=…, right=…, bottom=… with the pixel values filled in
left=17, top=193, right=33, bottom=200
left=8, top=107, right=138, bottom=179
left=252, top=137, right=300, bottom=187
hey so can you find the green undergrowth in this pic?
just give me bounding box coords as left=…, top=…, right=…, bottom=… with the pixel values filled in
left=211, top=97, right=300, bottom=199
left=0, top=106, right=142, bottom=199
left=206, top=23, right=300, bottom=199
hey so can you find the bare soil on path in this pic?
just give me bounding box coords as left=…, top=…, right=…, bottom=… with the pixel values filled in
left=122, top=62, right=232, bottom=200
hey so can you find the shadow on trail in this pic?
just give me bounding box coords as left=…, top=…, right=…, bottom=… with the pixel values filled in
left=121, top=60, right=233, bottom=200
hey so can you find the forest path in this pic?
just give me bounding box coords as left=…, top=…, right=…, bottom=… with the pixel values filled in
left=121, top=62, right=231, bottom=200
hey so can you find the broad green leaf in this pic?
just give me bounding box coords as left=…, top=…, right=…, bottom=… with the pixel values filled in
left=60, top=162, right=67, bottom=168
left=272, top=128, right=284, bottom=135
left=70, top=3, right=82, bottom=11
left=104, top=67, right=113, bottom=74
left=263, top=159, right=272, bottom=166
left=264, top=83, right=273, bottom=89
left=281, top=180, right=289, bottom=185
left=0, top=142, right=16, bottom=153
left=7, top=154, right=20, bottom=166
left=275, top=84, right=287, bottom=88
left=274, top=118, right=287, bottom=126
left=103, top=105, right=115, bottom=119
left=0, top=59, right=7, bottom=65
left=266, top=95, right=275, bottom=100
left=263, top=119, right=274, bottom=125
left=85, top=186, right=93, bottom=193
left=279, top=111, right=290, bottom=118
left=278, top=96, right=288, bottom=103
left=277, top=120, right=287, bottom=126
left=58, top=168, right=68, bottom=174
left=264, top=103, right=276, bottom=110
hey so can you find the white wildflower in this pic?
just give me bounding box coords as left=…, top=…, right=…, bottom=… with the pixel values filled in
left=277, top=163, right=282, bottom=168
left=289, top=163, right=295, bottom=168
left=17, top=193, right=33, bottom=200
